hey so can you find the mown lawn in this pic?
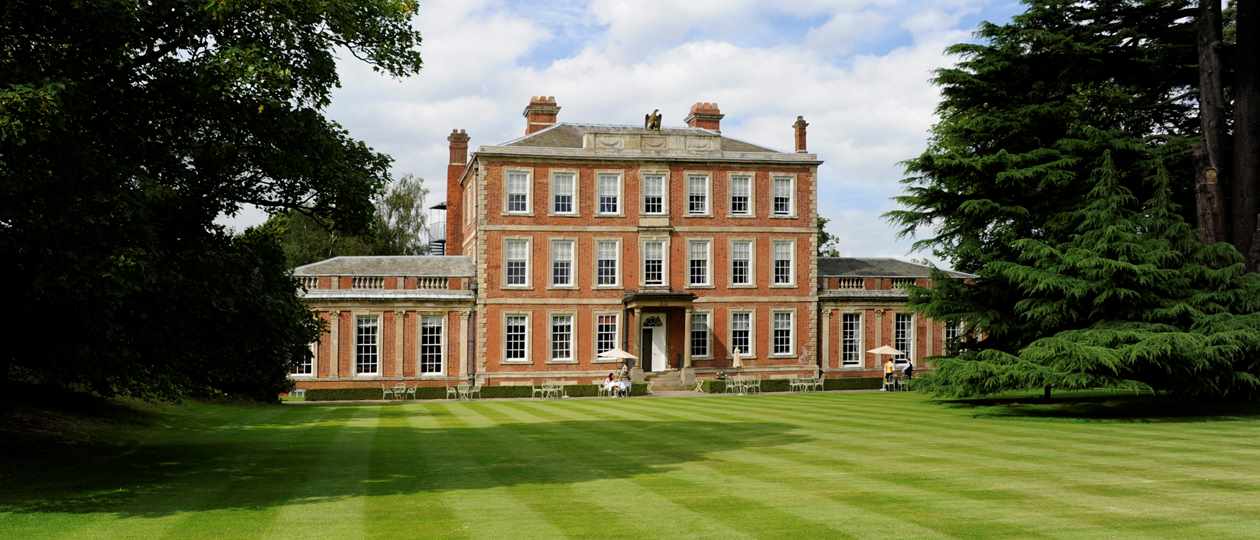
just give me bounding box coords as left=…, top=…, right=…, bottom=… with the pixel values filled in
left=3, top=391, right=1260, bottom=539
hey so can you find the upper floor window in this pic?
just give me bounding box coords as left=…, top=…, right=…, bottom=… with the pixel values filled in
left=463, top=183, right=475, bottom=225
left=688, top=240, right=710, bottom=286
left=551, top=172, right=576, bottom=215
left=355, top=315, right=379, bottom=375
left=506, top=170, right=531, bottom=214
left=642, top=174, right=665, bottom=215
left=643, top=240, right=665, bottom=286
left=687, top=174, right=709, bottom=215
left=597, top=173, right=621, bottom=215
left=773, top=240, right=795, bottom=285
left=504, top=238, right=530, bottom=288
left=730, top=174, right=752, bottom=216
left=596, top=239, right=620, bottom=287
left=731, top=240, right=753, bottom=286
left=772, top=175, right=794, bottom=216
left=550, top=239, right=574, bottom=287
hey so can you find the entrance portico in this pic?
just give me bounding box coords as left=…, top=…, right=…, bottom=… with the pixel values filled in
left=624, top=291, right=696, bottom=375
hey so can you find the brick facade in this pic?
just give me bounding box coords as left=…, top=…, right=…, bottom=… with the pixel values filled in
left=288, top=97, right=967, bottom=392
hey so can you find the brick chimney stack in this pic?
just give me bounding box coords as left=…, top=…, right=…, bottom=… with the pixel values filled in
left=445, top=128, right=470, bottom=254
left=793, top=116, right=809, bottom=153
left=685, top=102, right=724, bottom=132
left=522, top=96, right=560, bottom=135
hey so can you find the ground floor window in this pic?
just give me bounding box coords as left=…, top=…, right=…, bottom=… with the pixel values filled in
left=293, top=342, right=315, bottom=375
left=772, top=311, right=793, bottom=355
left=355, top=315, right=379, bottom=375
left=420, top=315, right=443, bottom=374
left=596, top=313, right=618, bottom=356
left=731, top=311, right=751, bottom=355
left=895, top=313, right=913, bottom=361
left=505, top=314, right=528, bottom=361
left=690, top=312, right=709, bottom=358
left=551, top=314, right=573, bottom=361
left=945, top=319, right=961, bottom=354
left=841, top=313, right=861, bottom=367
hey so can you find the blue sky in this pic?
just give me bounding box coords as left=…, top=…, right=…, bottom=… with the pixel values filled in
left=225, top=0, right=1024, bottom=265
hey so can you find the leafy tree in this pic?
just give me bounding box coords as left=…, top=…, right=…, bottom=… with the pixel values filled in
left=372, top=174, right=431, bottom=257
left=817, top=216, right=841, bottom=257
left=0, top=1, right=422, bottom=399
left=266, top=174, right=431, bottom=268
left=917, top=155, right=1260, bottom=398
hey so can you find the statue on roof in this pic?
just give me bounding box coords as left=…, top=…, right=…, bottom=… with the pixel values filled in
left=644, top=109, right=661, bottom=130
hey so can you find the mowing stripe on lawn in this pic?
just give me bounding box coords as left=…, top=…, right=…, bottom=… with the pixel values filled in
left=259, top=405, right=381, bottom=540
left=424, top=402, right=569, bottom=539
left=687, top=395, right=1260, bottom=529
left=596, top=395, right=1256, bottom=536
left=504, top=400, right=861, bottom=539
left=541, top=400, right=949, bottom=538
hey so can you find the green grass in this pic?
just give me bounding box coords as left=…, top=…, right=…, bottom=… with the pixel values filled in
left=3, top=391, right=1260, bottom=539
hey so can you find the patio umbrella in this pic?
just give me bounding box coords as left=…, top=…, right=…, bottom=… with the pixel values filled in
left=597, top=348, right=637, bottom=360
left=732, top=348, right=743, bottom=369
left=867, top=345, right=904, bottom=356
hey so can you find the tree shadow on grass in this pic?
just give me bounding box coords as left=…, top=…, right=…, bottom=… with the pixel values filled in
left=0, top=405, right=803, bottom=518
left=936, top=392, right=1260, bottom=423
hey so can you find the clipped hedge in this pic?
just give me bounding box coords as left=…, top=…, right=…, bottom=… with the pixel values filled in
left=824, top=377, right=883, bottom=391
left=699, top=376, right=884, bottom=394
left=304, top=383, right=647, bottom=402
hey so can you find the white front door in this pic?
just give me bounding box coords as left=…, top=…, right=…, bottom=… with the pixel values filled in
left=641, top=314, right=668, bottom=372
left=650, top=324, right=666, bottom=372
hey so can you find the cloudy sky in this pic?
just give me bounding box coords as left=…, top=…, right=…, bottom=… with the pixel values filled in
left=224, top=0, right=1022, bottom=261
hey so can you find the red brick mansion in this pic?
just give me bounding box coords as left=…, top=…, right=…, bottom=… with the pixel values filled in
left=289, top=97, right=968, bottom=391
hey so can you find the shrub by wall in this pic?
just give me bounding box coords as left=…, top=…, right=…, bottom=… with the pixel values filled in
left=304, top=383, right=647, bottom=401
left=700, top=377, right=883, bottom=393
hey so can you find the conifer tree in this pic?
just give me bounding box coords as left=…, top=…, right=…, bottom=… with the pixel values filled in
left=919, top=155, right=1260, bottom=398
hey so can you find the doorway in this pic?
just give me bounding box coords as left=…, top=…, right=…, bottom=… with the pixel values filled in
left=640, top=314, right=667, bottom=372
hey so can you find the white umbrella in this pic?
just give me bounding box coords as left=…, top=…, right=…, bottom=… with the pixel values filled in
left=867, top=345, right=904, bottom=356
left=732, top=348, right=743, bottom=369
left=597, top=348, right=637, bottom=360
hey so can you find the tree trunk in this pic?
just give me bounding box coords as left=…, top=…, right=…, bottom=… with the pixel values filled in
left=1198, top=0, right=1230, bottom=244
left=1195, top=146, right=1228, bottom=244
left=1043, top=384, right=1052, bottom=402
left=1233, top=0, right=1260, bottom=270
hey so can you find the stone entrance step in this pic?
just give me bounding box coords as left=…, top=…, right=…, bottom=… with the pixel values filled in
left=645, top=370, right=692, bottom=392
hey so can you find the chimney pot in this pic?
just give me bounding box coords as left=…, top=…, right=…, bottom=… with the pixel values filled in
left=793, top=115, right=809, bottom=153
left=684, top=101, right=724, bottom=132
left=523, top=96, right=561, bottom=135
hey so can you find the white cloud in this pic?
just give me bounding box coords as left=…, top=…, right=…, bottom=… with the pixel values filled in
left=218, top=0, right=996, bottom=269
